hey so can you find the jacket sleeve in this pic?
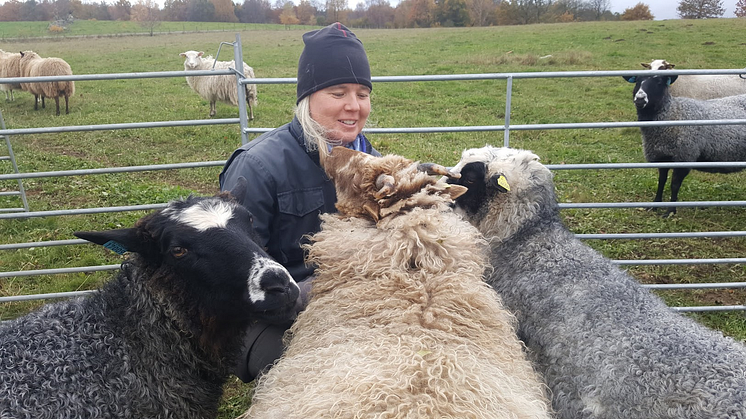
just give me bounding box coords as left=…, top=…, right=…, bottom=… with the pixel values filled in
left=219, top=150, right=275, bottom=249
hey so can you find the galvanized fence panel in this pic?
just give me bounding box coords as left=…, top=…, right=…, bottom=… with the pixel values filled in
left=0, top=37, right=744, bottom=313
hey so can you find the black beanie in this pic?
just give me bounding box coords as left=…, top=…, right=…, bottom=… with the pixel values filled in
left=296, top=22, right=372, bottom=104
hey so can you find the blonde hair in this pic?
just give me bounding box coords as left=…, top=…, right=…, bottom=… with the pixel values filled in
left=295, top=95, right=371, bottom=162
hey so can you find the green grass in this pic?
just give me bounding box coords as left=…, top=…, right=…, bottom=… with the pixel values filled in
left=1, top=19, right=746, bottom=418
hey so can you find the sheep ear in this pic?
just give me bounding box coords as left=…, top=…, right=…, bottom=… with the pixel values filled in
left=363, top=202, right=380, bottom=222
left=443, top=184, right=468, bottom=200
left=179, top=52, right=186, bottom=57
left=198, top=51, right=204, bottom=57
left=74, top=228, right=144, bottom=255
left=623, top=76, right=637, bottom=83
left=641, top=63, right=651, bottom=69
left=228, top=176, right=248, bottom=204
left=666, top=75, right=678, bottom=86
left=487, top=174, right=511, bottom=193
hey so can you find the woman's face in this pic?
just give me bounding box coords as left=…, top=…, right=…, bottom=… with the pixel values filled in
left=309, top=83, right=371, bottom=144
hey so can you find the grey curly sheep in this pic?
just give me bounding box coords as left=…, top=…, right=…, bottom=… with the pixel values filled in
left=446, top=145, right=746, bottom=419
left=623, top=73, right=746, bottom=215
left=0, top=181, right=300, bottom=419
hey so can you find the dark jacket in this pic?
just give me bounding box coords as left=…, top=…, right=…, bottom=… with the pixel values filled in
left=219, top=116, right=379, bottom=282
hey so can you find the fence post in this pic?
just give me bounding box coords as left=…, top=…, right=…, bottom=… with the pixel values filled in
left=233, top=32, right=251, bottom=145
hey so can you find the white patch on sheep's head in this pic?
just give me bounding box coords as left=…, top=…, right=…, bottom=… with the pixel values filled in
left=180, top=50, right=205, bottom=70
left=634, top=85, right=649, bottom=108
left=164, top=199, right=235, bottom=231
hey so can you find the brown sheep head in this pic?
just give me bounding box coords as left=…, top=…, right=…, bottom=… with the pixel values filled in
left=323, top=146, right=467, bottom=222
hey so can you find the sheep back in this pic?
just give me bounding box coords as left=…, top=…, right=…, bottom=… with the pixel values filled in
left=184, top=55, right=255, bottom=107
left=243, top=148, right=552, bottom=419
left=0, top=50, right=22, bottom=91
left=639, top=94, right=746, bottom=172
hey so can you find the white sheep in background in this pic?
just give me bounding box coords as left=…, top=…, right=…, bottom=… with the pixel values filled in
left=180, top=50, right=258, bottom=120
left=622, top=73, right=746, bottom=215
left=445, top=145, right=746, bottom=419
left=0, top=181, right=301, bottom=419
left=240, top=147, right=552, bottom=419
left=19, top=50, right=75, bottom=115
left=643, top=59, right=746, bottom=100
left=0, top=49, right=22, bottom=102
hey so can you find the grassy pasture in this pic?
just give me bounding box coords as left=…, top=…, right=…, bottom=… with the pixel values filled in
left=0, top=19, right=745, bottom=417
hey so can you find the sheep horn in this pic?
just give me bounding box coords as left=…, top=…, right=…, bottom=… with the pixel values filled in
left=417, top=163, right=461, bottom=179
left=375, top=173, right=396, bottom=198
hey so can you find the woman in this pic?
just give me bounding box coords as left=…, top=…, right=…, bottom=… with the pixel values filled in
left=219, top=22, right=380, bottom=382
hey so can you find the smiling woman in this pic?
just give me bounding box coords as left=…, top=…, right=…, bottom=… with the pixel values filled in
left=218, top=22, right=382, bottom=385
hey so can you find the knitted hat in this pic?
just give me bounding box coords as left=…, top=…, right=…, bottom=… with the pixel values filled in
left=296, top=22, right=372, bottom=104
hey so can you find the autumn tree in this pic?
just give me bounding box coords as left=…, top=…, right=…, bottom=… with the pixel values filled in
left=621, top=2, right=653, bottom=20
left=296, top=0, right=316, bottom=24
left=467, top=0, right=496, bottom=26
left=735, top=0, right=746, bottom=17
left=109, top=0, right=131, bottom=20
left=677, top=0, right=724, bottom=18
left=366, top=0, right=395, bottom=28
left=163, top=0, right=188, bottom=21
left=211, top=0, right=238, bottom=22
left=131, top=0, right=161, bottom=34
left=326, top=0, right=347, bottom=23
left=435, top=0, right=470, bottom=26
left=187, top=0, right=215, bottom=21
left=237, top=0, right=271, bottom=22
left=407, top=0, right=435, bottom=26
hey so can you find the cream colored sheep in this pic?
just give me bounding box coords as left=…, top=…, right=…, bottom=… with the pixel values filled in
left=179, top=50, right=258, bottom=120
left=240, top=147, right=552, bottom=419
left=19, top=50, right=75, bottom=115
left=0, top=49, right=22, bottom=102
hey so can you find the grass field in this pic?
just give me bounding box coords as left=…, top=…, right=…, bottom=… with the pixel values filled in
left=1, top=19, right=745, bottom=417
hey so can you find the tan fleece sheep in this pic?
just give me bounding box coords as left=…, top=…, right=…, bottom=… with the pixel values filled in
left=180, top=50, right=258, bottom=120
left=19, top=50, right=75, bottom=115
left=240, top=147, right=552, bottom=419
left=0, top=49, right=22, bottom=102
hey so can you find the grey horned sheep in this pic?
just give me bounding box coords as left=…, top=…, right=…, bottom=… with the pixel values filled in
left=19, top=50, right=75, bottom=115
left=623, top=73, right=746, bottom=215
left=644, top=59, right=746, bottom=100
left=240, top=147, right=552, bottom=419
left=180, top=50, right=258, bottom=120
left=0, top=181, right=300, bottom=419
left=446, top=145, right=746, bottom=419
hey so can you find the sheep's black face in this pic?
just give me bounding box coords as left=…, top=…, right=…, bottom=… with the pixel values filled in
left=75, top=195, right=301, bottom=329
left=623, top=75, right=677, bottom=116
left=447, top=161, right=490, bottom=217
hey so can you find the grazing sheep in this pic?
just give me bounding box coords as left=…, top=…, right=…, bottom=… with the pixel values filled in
left=18, top=50, right=75, bottom=116
left=240, top=147, right=552, bottom=419
left=643, top=59, right=746, bottom=100
left=446, top=145, right=746, bottom=419
left=180, top=50, right=258, bottom=120
left=622, top=73, right=746, bottom=215
left=0, top=181, right=301, bottom=419
left=0, top=49, right=22, bottom=102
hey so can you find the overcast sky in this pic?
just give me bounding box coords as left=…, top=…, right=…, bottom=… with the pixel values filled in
left=608, top=0, right=738, bottom=19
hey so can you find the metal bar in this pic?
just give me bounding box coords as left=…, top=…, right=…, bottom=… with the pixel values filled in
left=559, top=201, right=746, bottom=209
left=0, top=264, right=121, bottom=279
left=0, top=204, right=168, bottom=220
left=642, top=282, right=746, bottom=290
left=504, top=75, right=512, bottom=147
left=617, top=258, right=746, bottom=266
left=233, top=33, right=251, bottom=146
left=578, top=231, right=746, bottom=240
left=0, top=161, right=226, bottom=181
left=672, top=305, right=746, bottom=312
left=0, top=290, right=96, bottom=302
left=0, top=118, right=239, bottom=136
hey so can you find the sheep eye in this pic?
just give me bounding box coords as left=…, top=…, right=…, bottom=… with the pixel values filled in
left=171, top=246, right=188, bottom=258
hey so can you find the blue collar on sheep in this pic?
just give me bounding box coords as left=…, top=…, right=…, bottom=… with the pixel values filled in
left=623, top=74, right=678, bottom=118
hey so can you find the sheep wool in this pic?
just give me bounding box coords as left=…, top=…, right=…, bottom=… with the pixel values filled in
left=240, top=147, right=553, bottom=419
left=447, top=145, right=746, bottom=419
left=19, top=50, right=74, bottom=115
left=0, top=184, right=300, bottom=419
left=180, top=50, right=258, bottom=120
left=644, top=59, right=746, bottom=100
left=0, top=49, right=22, bottom=101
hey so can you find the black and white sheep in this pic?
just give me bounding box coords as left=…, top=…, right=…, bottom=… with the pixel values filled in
left=643, top=59, right=746, bottom=100
left=446, top=145, right=746, bottom=419
left=623, top=73, right=746, bottom=215
left=0, top=181, right=300, bottom=419
left=19, top=50, right=75, bottom=116
left=241, top=147, right=552, bottom=418
left=180, top=50, right=258, bottom=120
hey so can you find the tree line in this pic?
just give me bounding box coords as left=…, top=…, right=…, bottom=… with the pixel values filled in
left=0, top=0, right=741, bottom=28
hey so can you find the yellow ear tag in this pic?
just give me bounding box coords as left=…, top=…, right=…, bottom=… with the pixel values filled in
left=498, top=175, right=511, bottom=191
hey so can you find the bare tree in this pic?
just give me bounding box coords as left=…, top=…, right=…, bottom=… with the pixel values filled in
left=677, top=0, right=724, bottom=18
left=586, top=0, right=610, bottom=19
